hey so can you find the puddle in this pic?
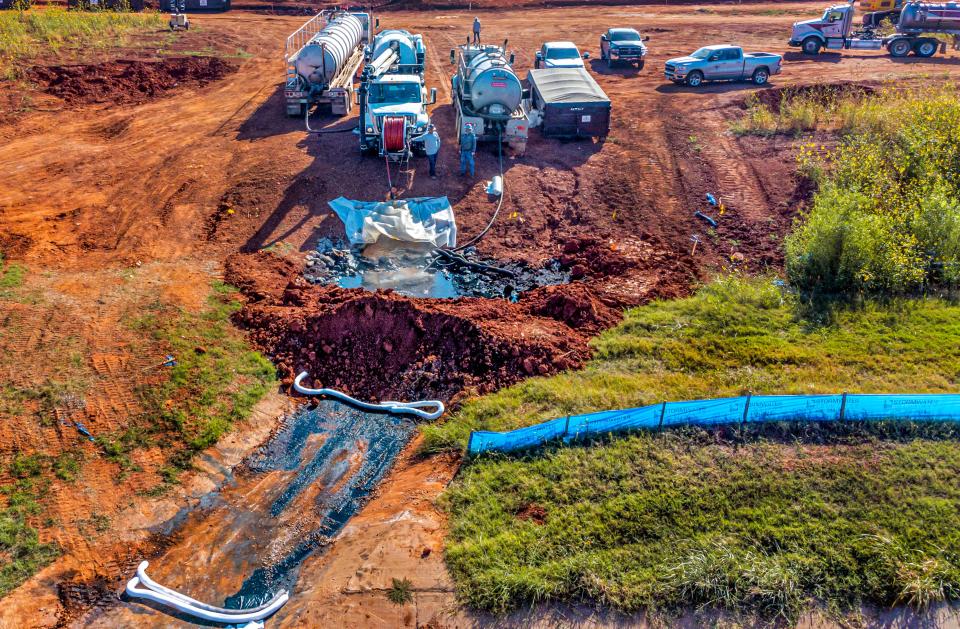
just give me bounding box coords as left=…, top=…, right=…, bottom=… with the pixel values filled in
left=305, top=237, right=569, bottom=299
left=158, top=402, right=417, bottom=611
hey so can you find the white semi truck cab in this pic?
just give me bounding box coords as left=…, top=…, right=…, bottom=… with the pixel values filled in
left=358, top=29, right=437, bottom=159
left=789, top=1, right=958, bottom=57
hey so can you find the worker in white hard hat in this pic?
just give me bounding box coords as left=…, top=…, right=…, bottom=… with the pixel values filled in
left=412, top=123, right=441, bottom=179
left=473, top=17, right=481, bottom=44
left=459, top=123, right=477, bottom=178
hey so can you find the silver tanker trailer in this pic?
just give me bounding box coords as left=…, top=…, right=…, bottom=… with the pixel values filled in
left=450, top=41, right=530, bottom=155
left=284, top=10, right=373, bottom=117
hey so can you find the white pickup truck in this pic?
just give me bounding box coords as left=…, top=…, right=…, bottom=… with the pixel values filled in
left=665, top=45, right=782, bottom=87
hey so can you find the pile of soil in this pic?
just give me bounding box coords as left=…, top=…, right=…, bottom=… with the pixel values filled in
left=31, top=57, right=238, bottom=106
left=227, top=251, right=600, bottom=402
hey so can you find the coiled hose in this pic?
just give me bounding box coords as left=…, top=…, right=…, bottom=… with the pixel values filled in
left=293, top=371, right=444, bottom=421
left=382, top=116, right=407, bottom=153
left=126, top=561, right=288, bottom=623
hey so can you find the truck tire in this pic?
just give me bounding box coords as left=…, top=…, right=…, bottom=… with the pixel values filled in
left=685, top=71, right=704, bottom=87
left=752, top=67, right=769, bottom=85
left=802, top=37, right=822, bottom=55
left=637, top=59, right=644, bottom=70
left=888, top=38, right=912, bottom=57
left=914, top=39, right=938, bottom=58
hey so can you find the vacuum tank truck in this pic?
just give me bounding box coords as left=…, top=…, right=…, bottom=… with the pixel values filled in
left=284, top=10, right=373, bottom=117
left=790, top=1, right=960, bottom=57
left=358, top=29, right=437, bottom=160
left=450, top=41, right=529, bottom=155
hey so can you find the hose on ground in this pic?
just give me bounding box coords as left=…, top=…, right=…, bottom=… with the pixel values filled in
left=125, top=561, right=288, bottom=623
left=433, top=248, right=516, bottom=278
left=453, top=130, right=505, bottom=252
left=293, top=371, right=445, bottom=421
left=305, top=104, right=358, bottom=135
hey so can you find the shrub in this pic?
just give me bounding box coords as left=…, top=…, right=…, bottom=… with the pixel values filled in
left=786, top=89, right=960, bottom=296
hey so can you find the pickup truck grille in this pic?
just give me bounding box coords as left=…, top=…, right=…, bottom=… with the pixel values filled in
left=613, top=46, right=643, bottom=57
left=664, top=63, right=677, bottom=79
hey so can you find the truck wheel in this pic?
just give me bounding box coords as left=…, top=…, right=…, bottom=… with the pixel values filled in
left=802, top=37, right=822, bottom=55
left=888, top=39, right=912, bottom=57
left=637, top=59, right=645, bottom=70
left=685, top=71, right=704, bottom=87
left=752, top=68, right=769, bottom=85
left=914, top=39, right=938, bottom=58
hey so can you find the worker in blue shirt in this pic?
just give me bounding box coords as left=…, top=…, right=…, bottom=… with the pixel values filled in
left=412, top=124, right=441, bottom=179
left=473, top=17, right=481, bottom=44
left=459, top=123, right=477, bottom=178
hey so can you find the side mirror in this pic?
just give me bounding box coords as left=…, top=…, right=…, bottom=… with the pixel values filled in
left=535, top=51, right=543, bottom=59
left=643, top=35, right=650, bottom=42
left=450, top=48, right=455, bottom=64
left=709, top=55, right=719, bottom=61
left=355, top=91, right=360, bottom=105
left=429, top=87, right=437, bottom=104
left=601, top=34, right=608, bottom=41
left=509, top=52, right=515, bottom=65
left=375, top=17, right=379, bottom=29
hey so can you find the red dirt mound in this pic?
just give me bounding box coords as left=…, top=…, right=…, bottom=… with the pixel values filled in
left=523, top=283, right=621, bottom=335
left=227, top=252, right=593, bottom=402
left=31, top=56, right=237, bottom=106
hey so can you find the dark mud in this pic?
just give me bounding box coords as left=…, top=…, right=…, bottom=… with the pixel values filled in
left=304, top=237, right=569, bottom=300
left=31, top=57, right=238, bottom=106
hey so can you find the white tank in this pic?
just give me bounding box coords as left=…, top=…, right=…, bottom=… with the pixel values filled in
left=294, top=13, right=364, bottom=88
left=370, top=30, right=422, bottom=68
left=462, top=50, right=522, bottom=118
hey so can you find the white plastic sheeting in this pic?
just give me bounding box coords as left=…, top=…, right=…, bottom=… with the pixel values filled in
left=328, top=196, right=457, bottom=247
left=125, top=561, right=288, bottom=624
left=293, top=371, right=445, bottom=420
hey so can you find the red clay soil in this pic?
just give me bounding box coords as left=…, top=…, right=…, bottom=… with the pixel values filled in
left=31, top=57, right=238, bottom=106
left=227, top=251, right=596, bottom=402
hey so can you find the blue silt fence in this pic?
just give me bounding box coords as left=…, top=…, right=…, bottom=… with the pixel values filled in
left=466, top=393, right=960, bottom=455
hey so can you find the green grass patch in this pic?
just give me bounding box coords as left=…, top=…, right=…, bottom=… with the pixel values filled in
left=423, top=277, right=960, bottom=453
left=0, top=454, right=61, bottom=598
left=437, top=278, right=960, bottom=620
left=0, top=7, right=165, bottom=77
left=444, top=427, right=960, bottom=621
left=0, top=253, right=26, bottom=299
left=128, top=282, right=276, bottom=480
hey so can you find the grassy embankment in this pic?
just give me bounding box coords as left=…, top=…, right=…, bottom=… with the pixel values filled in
left=0, top=7, right=165, bottom=78
left=433, top=279, right=960, bottom=621
left=430, top=87, right=960, bottom=621
left=119, top=280, right=276, bottom=484
left=0, top=267, right=275, bottom=596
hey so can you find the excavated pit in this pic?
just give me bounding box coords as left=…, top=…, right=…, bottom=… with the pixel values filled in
left=226, top=251, right=614, bottom=402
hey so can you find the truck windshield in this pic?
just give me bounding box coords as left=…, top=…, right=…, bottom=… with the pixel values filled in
left=690, top=47, right=714, bottom=59
left=368, top=83, right=421, bottom=104
left=610, top=30, right=640, bottom=41
left=547, top=47, right=581, bottom=59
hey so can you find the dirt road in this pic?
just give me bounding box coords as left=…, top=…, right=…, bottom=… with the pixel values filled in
left=4, top=2, right=960, bottom=627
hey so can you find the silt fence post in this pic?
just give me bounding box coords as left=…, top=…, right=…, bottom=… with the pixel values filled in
left=741, top=391, right=752, bottom=431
